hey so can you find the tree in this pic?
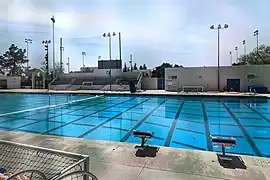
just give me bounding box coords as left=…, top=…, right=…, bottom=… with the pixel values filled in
left=174, top=64, right=183, bottom=67
left=139, top=65, right=143, bottom=70
left=133, top=63, right=138, bottom=70
left=234, top=44, right=270, bottom=65
left=40, top=61, right=64, bottom=76
left=0, top=44, right=28, bottom=76
left=123, top=62, right=127, bottom=72
left=151, top=63, right=173, bottom=78
left=142, top=64, right=147, bottom=69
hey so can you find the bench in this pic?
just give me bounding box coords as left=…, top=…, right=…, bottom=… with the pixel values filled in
left=211, top=136, right=236, bottom=161
left=133, top=130, right=154, bottom=150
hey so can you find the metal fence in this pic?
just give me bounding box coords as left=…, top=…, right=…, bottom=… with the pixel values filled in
left=0, top=140, right=98, bottom=180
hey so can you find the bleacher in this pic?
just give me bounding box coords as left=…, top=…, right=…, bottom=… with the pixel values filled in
left=49, top=72, right=142, bottom=91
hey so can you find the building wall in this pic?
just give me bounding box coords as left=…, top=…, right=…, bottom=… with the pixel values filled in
left=165, top=65, right=270, bottom=92
left=0, top=76, right=21, bottom=89
left=142, top=77, right=158, bottom=90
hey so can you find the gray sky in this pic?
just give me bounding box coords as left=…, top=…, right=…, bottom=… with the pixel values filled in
left=0, top=0, right=270, bottom=71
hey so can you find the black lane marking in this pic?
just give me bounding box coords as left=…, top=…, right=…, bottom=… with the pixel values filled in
left=172, top=141, right=206, bottom=151
left=44, top=98, right=136, bottom=135
left=223, top=103, right=261, bottom=156
left=144, top=121, right=170, bottom=128
left=243, top=104, right=270, bottom=123
left=210, top=123, right=238, bottom=126
left=202, top=101, right=213, bottom=151
left=78, top=99, right=150, bottom=138
left=181, top=112, right=203, bottom=117
left=102, top=126, right=129, bottom=132
left=175, top=127, right=204, bottom=135
left=120, top=99, right=167, bottom=142
left=253, top=137, right=270, bottom=140
left=211, top=134, right=243, bottom=138
left=178, top=118, right=204, bottom=124
left=164, top=101, right=184, bottom=146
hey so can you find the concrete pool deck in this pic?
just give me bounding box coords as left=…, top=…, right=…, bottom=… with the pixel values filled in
left=1, top=130, right=270, bottom=180
left=0, top=89, right=270, bottom=98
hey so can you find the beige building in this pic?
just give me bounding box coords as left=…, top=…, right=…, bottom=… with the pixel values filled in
left=165, top=65, right=270, bottom=92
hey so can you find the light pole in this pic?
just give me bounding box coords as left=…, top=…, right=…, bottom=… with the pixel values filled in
left=25, top=38, right=32, bottom=71
left=60, top=38, right=64, bottom=73
left=210, top=24, right=229, bottom=92
left=82, top=51, right=86, bottom=71
left=42, top=40, right=51, bottom=88
left=242, top=40, right=246, bottom=63
left=66, top=57, right=70, bottom=73
left=229, top=51, right=232, bottom=65
left=254, top=30, right=259, bottom=54
left=235, top=46, right=238, bottom=63
left=102, top=32, right=117, bottom=91
left=50, top=15, right=56, bottom=78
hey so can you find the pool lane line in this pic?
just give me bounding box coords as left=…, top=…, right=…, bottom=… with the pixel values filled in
left=44, top=97, right=138, bottom=135
left=164, top=101, right=184, bottom=147
left=0, top=97, right=107, bottom=127
left=243, top=103, right=270, bottom=123
left=178, top=118, right=204, bottom=124
left=201, top=101, right=213, bottom=151
left=120, top=99, right=167, bottom=142
left=78, top=98, right=150, bottom=138
left=0, top=95, right=103, bottom=117
left=144, top=121, right=170, bottom=128
left=222, top=103, right=261, bottom=156
left=172, top=141, right=206, bottom=151
left=1, top=95, right=107, bottom=123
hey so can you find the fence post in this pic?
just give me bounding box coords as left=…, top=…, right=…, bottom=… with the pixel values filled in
left=84, top=156, right=90, bottom=180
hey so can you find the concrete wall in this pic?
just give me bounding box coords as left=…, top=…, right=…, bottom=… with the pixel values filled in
left=142, top=77, right=158, bottom=90
left=0, top=76, right=21, bottom=89
left=165, top=65, right=270, bottom=92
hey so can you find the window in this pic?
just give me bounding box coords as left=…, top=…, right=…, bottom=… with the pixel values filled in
left=172, top=76, right=177, bottom=79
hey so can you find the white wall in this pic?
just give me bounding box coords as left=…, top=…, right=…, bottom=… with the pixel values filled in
left=0, top=76, right=21, bottom=89
left=165, top=65, right=270, bottom=92
left=142, top=77, right=158, bottom=90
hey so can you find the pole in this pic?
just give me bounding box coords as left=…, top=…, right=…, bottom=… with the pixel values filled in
left=60, top=38, right=63, bottom=73
left=229, top=52, right=232, bottom=65
left=244, top=43, right=247, bottom=62
left=236, top=48, right=238, bottom=63
left=256, top=34, right=259, bottom=55
left=109, top=35, right=112, bottom=91
left=130, top=54, right=133, bottom=72
left=67, top=57, right=70, bottom=73
left=26, top=42, right=29, bottom=70
left=52, top=21, right=55, bottom=77
left=217, top=28, right=220, bottom=92
left=119, top=32, right=122, bottom=61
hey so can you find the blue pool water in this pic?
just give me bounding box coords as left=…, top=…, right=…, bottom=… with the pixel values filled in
left=0, top=93, right=269, bottom=157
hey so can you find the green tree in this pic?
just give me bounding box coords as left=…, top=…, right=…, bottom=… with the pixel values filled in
left=0, top=44, right=28, bottom=76
left=234, top=44, right=270, bottom=65
left=151, top=63, right=173, bottom=78
left=40, top=61, right=64, bottom=76
left=139, top=65, right=143, bottom=70
left=133, top=63, right=138, bottom=70
left=123, top=62, right=127, bottom=72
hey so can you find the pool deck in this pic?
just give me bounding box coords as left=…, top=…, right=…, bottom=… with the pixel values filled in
left=0, top=89, right=270, bottom=98
left=1, top=130, right=270, bottom=180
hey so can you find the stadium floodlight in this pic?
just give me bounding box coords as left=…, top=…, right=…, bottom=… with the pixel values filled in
left=210, top=24, right=229, bottom=91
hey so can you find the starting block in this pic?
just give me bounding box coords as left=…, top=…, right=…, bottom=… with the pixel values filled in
left=211, top=136, right=236, bottom=161
left=133, top=130, right=154, bottom=150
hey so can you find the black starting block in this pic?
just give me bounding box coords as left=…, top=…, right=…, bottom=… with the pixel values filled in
left=211, top=136, right=236, bottom=161
left=133, top=130, right=154, bottom=150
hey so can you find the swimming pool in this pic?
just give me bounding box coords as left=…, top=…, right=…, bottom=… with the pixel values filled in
left=0, top=93, right=269, bottom=157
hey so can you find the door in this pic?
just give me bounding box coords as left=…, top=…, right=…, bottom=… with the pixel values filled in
left=227, top=79, right=240, bottom=92
left=157, top=78, right=165, bottom=90
left=0, top=80, right=7, bottom=89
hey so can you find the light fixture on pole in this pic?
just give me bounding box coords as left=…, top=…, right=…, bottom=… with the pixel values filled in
left=253, top=30, right=259, bottom=54
left=102, top=32, right=117, bottom=91
left=50, top=15, right=56, bottom=78
left=229, top=51, right=232, bottom=65
left=82, top=51, right=86, bottom=71
left=25, top=38, right=32, bottom=71
left=235, top=46, right=238, bottom=63
left=66, top=57, right=70, bottom=73
left=210, top=24, right=229, bottom=92
left=42, top=40, right=51, bottom=88
left=242, top=40, right=246, bottom=63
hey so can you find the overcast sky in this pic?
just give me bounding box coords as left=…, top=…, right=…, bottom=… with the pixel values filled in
left=0, top=0, right=270, bottom=71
